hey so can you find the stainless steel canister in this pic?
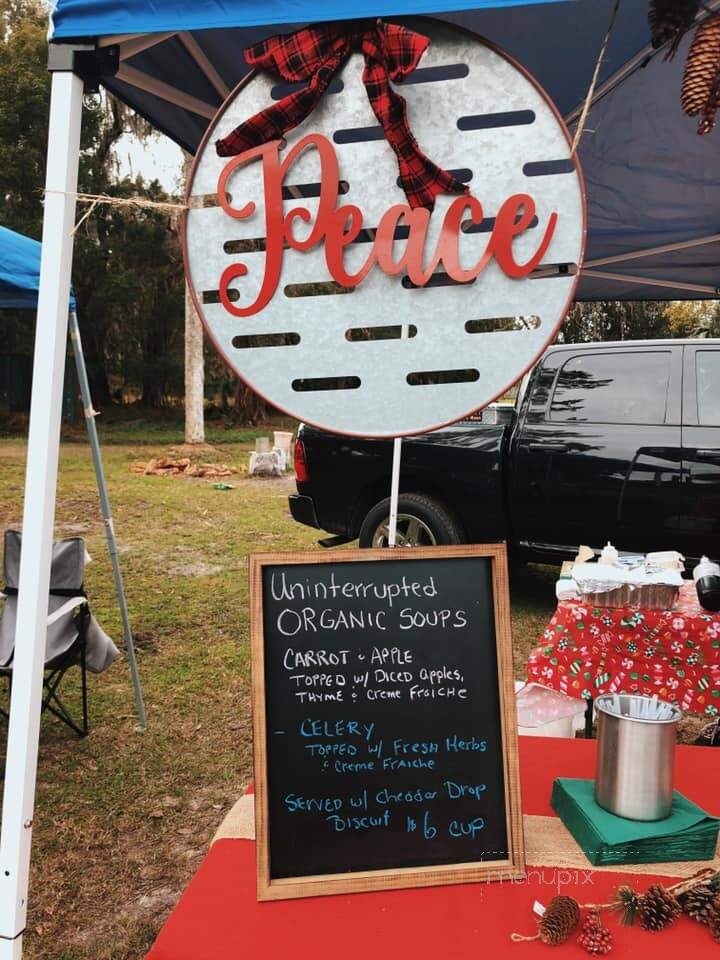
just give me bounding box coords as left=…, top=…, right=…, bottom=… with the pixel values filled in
left=595, top=695, right=682, bottom=821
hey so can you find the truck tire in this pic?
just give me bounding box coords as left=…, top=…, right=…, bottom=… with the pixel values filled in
left=358, top=493, right=464, bottom=548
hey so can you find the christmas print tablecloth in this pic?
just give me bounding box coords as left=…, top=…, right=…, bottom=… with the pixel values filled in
left=527, top=582, right=720, bottom=715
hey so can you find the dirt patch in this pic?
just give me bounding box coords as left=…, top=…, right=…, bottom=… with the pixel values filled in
left=166, top=560, right=226, bottom=577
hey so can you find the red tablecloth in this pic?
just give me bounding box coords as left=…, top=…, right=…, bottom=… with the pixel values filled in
left=528, top=582, right=720, bottom=715
left=146, top=738, right=719, bottom=960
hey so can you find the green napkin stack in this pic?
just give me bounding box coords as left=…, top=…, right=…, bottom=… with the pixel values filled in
left=551, top=778, right=720, bottom=867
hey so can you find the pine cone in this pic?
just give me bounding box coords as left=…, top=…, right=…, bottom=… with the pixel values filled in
left=539, top=895, right=581, bottom=945
left=682, top=13, right=720, bottom=133
left=709, top=899, right=720, bottom=943
left=649, top=0, right=702, bottom=57
left=681, top=883, right=719, bottom=923
left=638, top=884, right=681, bottom=931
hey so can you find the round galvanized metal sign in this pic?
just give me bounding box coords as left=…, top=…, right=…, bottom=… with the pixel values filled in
left=184, top=18, right=586, bottom=437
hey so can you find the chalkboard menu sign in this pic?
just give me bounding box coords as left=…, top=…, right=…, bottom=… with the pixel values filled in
left=249, top=544, right=524, bottom=900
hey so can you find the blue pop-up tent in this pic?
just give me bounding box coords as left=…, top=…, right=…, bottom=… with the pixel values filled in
left=3, top=2, right=720, bottom=957
left=0, top=226, right=76, bottom=311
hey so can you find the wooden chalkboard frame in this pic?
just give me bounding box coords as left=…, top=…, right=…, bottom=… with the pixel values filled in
left=249, top=543, right=525, bottom=901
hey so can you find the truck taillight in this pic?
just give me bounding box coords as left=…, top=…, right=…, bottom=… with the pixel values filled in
left=294, top=439, right=309, bottom=482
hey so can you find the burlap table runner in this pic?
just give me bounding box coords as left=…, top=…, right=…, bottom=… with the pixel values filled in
left=213, top=797, right=720, bottom=879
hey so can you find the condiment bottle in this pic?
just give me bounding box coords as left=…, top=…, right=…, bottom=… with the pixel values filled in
left=693, top=556, right=720, bottom=612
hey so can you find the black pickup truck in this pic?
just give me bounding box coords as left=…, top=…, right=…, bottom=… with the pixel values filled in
left=289, top=340, right=720, bottom=565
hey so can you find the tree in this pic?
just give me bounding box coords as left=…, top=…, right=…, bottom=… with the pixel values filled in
left=560, top=301, right=671, bottom=343
left=665, top=300, right=720, bottom=338
left=1, top=0, right=185, bottom=408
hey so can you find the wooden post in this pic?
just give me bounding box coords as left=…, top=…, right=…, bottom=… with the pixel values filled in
left=183, top=152, right=205, bottom=445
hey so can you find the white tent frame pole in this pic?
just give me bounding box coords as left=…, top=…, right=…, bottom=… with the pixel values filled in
left=118, top=32, right=176, bottom=61
left=0, top=70, right=84, bottom=960
left=179, top=33, right=230, bottom=98
left=581, top=268, right=718, bottom=296
left=68, top=310, right=147, bottom=729
left=115, top=64, right=216, bottom=119
left=584, top=234, right=720, bottom=271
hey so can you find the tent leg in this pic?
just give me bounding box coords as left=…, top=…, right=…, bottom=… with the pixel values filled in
left=0, top=71, right=84, bottom=959
left=68, top=311, right=147, bottom=729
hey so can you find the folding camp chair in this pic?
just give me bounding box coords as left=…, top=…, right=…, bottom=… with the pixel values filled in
left=0, top=530, right=118, bottom=737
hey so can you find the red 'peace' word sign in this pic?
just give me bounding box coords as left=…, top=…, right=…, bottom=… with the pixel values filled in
left=217, top=133, right=558, bottom=319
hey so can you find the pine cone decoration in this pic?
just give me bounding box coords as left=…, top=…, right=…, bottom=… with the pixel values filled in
left=649, top=0, right=701, bottom=57
left=638, top=884, right=681, bottom=931
left=682, top=13, right=720, bottom=134
left=681, top=883, right=719, bottom=923
left=538, top=895, right=581, bottom=945
left=708, top=900, right=720, bottom=943
left=577, top=909, right=613, bottom=956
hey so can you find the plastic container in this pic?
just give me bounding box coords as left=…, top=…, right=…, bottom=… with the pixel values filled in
left=273, top=430, right=294, bottom=462
left=515, top=682, right=586, bottom=738
left=595, top=694, right=681, bottom=821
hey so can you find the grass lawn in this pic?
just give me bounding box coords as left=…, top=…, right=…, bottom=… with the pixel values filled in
left=0, top=435, right=564, bottom=959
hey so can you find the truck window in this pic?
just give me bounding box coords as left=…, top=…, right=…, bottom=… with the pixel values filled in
left=549, top=351, right=671, bottom=424
left=696, top=350, right=720, bottom=425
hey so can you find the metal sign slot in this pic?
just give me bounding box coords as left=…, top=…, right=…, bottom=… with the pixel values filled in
left=284, top=281, right=354, bottom=297
left=224, top=237, right=270, bottom=254
left=529, top=262, right=578, bottom=279
left=346, top=325, right=418, bottom=341
left=397, top=63, right=470, bottom=85
left=203, top=288, right=240, bottom=304
left=407, top=368, right=480, bottom=386
left=271, top=78, right=344, bottom=100
left=457, top=110, right=535, bottom=131
left=283, top=180, right=349, bottom=200
left=523, top=159, right=575, bottom=177
left=352, top=224, right=410, bottom=244
left=232, top=332, right=301, bottom=348
left=333, top=126, right=385, bottom=144
left=465, top=316, right=541, bottom=334
left=461, top=214, right=539, bottom=234
left=292, top=376, right=361, bottom=392
left=201, top=192, right=232, bottom=208
left=402, top=273, right=476, bottom=290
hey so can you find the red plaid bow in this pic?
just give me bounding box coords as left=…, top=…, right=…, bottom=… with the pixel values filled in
left=215, top=20, right=468, bottom=211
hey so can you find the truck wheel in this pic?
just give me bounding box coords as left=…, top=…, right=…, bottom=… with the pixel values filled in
left=358, top=493, right=463, bottom=548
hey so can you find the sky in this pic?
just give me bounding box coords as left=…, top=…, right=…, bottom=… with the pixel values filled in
left=115, top=130, right=184, bottom=194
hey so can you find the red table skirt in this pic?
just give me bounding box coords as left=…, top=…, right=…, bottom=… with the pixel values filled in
left=146, top=738, right=719, bottom=960
left=528, top=582, right=720, bottom=714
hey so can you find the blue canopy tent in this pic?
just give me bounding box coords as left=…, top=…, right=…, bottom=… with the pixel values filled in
left=2, top=1, right=720, bottom=956
left=0, top=226, right=76, bottom=311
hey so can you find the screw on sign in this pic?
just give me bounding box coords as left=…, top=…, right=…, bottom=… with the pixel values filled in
left=184, top=18, right=586, bottom=438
